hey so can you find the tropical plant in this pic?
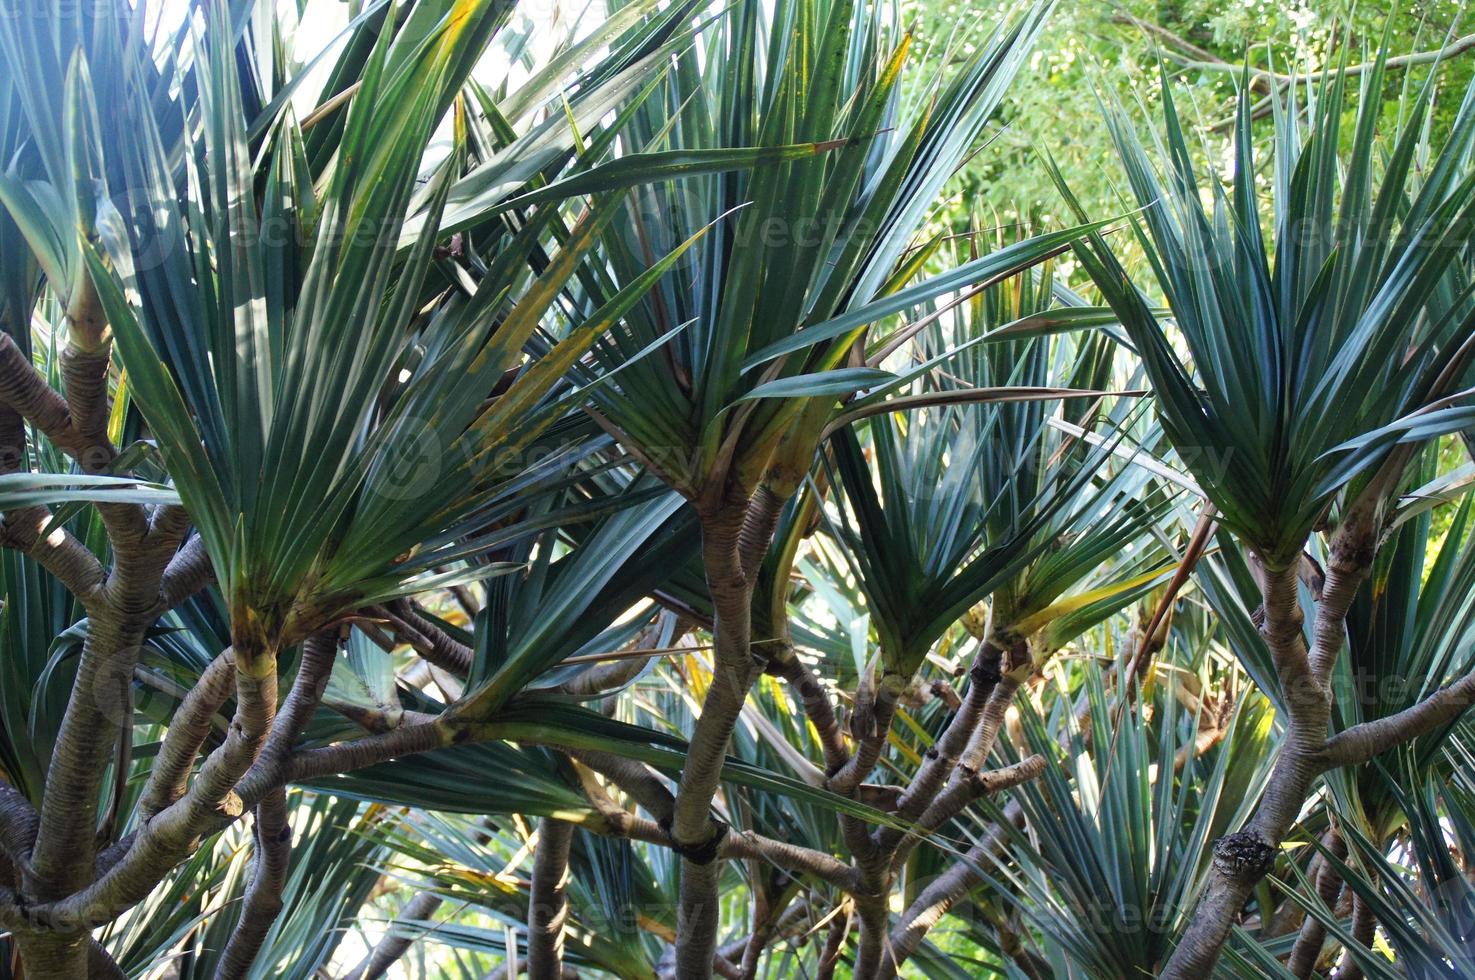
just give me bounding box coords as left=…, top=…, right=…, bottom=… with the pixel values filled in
left=2, top=1, right=1475, bottom=979
left=1060, top=40, right=1475, bottom=979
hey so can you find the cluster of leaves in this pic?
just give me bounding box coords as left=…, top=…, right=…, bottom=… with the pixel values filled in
left=0, top=1, right=1473, bottom=978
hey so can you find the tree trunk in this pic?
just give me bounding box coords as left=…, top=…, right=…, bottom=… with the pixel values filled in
left=527, top=817, right=575, bottom=980
left=215, top=788, right=292, bottom=979
left=1163, top=563, right=1330, bottom=978
left=671, top=506, right=760, bottom=977
left=1286, top=831, right=1347, bottom=977
left=11, top=933, right=91, bottom=980
left=345, top=891, right=446, bottom=980
left=851, top=892, right=889, bottom=979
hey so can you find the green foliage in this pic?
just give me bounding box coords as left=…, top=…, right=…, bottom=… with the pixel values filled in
left=1061, top=52, right=1475, bottom=562
left=0, top=2, right=1473, bottom=978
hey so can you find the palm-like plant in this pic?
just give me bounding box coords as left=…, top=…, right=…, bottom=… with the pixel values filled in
left=0, top=0, right=788, bottom=974
left=1063, top=49, right=1475, bottom=977
left=557, top=0, right=1099, bottom=967
left=977, top=667, right=1275, bottom=978
left=810, top=254, right=1183, bottom=973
